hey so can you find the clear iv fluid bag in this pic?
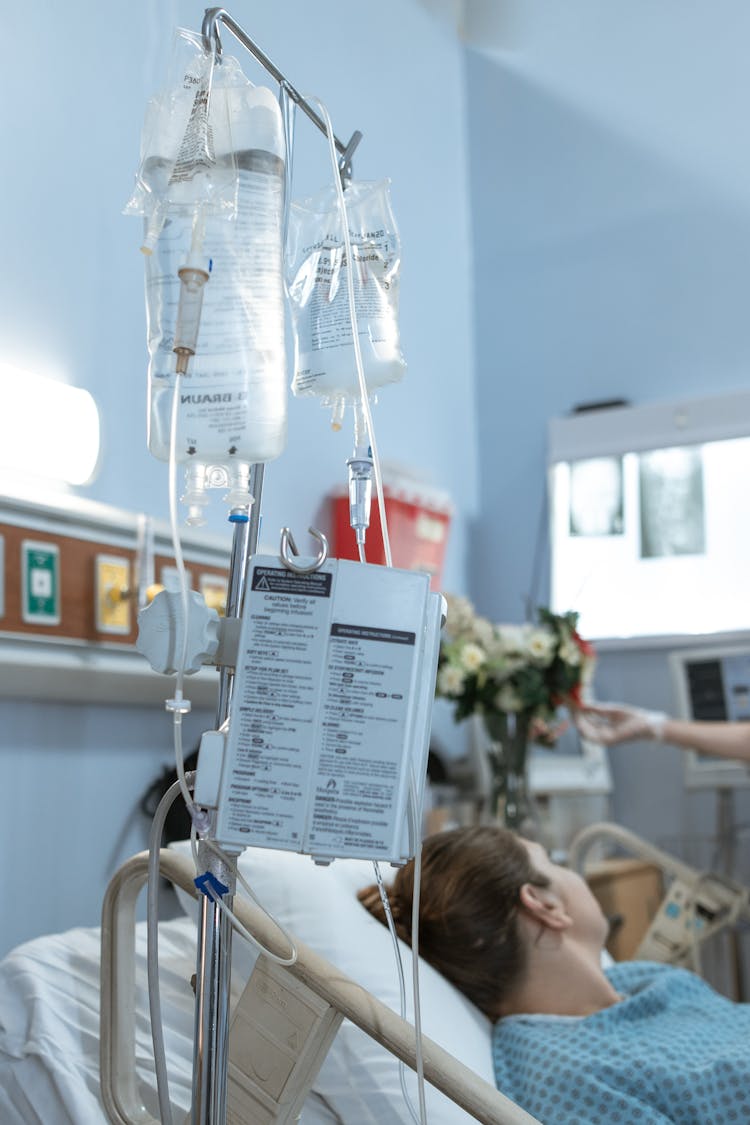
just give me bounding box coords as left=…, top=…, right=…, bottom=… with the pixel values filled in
left=287, top=180, right=406, bottom=402
left=144, top=85, right=287, bottom=466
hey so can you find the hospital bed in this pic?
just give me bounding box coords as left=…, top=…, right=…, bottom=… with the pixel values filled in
left=0, top=840, right=533, bottom=1125
left=2, top=825, right=749, bottom=1125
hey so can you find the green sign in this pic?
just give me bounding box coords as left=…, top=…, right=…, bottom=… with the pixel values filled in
left=22, top=541, right=60, bottom=625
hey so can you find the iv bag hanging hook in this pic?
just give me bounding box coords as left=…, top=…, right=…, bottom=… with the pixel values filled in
left=201, top=7, right=362, bottom=182
left=279, top=527, right=329, bottom=574
left=202, top=6, right=224, bottom=58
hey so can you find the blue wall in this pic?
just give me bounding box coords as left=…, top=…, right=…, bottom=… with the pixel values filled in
left=466, top=48, right=750, bottom=624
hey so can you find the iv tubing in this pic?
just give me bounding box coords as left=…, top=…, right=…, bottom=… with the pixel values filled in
left=166, top=376, right=208, bottom=833
left=147, top=776, right=189, bottom=1125
left=309, top=95, right=393, bottom=568
left=168, top=376, right=191, bottom=715
left=190, top=832, right=298, bottom=967
left=408, top=780, right=428, bottom=1125
left=309, top=99, right=428, bottom=1121
left=374, top=862, right=421, bottom=1125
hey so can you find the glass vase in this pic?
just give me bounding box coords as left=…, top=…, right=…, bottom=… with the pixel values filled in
left=483, top=711, right=537, bottom=835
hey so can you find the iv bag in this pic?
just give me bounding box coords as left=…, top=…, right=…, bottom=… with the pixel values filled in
left=134, top=73, right=288, bottom=479
left=287, top=180, right=406, bottom=403
left=125, top=30, right=238, bottom=249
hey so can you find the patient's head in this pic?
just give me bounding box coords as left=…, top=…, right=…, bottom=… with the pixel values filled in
left=358, top=825, right=609, bottom=1021
left=358, top=826, right=546, bottom=1019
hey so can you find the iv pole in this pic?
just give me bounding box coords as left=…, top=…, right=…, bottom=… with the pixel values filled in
left=190, top=11, right=362, bottom=1123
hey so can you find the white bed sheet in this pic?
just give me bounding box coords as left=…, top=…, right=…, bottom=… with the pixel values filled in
left=0, top=916, right=338, bottom=1125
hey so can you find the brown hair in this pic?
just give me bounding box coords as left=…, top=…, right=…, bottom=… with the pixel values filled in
left=357, top=826, right=548, bottom=1020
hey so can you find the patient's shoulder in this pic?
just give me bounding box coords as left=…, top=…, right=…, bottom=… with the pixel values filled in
left=605, top=959, right=725, bottom=1004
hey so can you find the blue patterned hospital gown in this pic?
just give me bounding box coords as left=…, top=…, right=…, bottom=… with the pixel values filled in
left=492, top=961, right=750, bottom=1124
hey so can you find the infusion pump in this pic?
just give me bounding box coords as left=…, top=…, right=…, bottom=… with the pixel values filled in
left=139, top=555, right=445, bottom=865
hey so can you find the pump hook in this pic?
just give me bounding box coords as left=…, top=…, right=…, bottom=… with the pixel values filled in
left=279, top=527, right=329, bottom=574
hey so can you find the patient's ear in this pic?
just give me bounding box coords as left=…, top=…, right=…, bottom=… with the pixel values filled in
left=519, top=882, right=572, bottom=932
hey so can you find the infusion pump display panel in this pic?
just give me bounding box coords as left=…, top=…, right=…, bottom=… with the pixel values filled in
left=670, top=646, right=750, bottom=789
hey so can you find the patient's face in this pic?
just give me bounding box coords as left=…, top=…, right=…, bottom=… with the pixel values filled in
left=522, top=840, right=609, bottom=949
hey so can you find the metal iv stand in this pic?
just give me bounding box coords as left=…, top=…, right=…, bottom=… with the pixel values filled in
left=190, top=11, right=362, bottom=1124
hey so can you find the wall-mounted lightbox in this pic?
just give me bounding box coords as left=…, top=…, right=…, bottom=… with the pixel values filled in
left=548, top=389, right=750, bottom=643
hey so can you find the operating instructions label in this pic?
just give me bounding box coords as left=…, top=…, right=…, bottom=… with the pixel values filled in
left=216, top=556, right=431, bottom=859
left=308, top=620, right=415, bottom=856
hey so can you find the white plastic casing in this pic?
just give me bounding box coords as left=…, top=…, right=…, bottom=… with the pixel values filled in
left=194, top=729, right=227, bottom=808
left=135, top=588, right=220, bottom=675
left=214, top=556, right=443, bottom=864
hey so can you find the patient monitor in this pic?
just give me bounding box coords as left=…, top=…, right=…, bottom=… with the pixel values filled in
left=670, top=644, right=750, bottom=790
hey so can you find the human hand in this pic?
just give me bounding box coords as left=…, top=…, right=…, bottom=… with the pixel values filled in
left=573, top=702, right=668, bottom=746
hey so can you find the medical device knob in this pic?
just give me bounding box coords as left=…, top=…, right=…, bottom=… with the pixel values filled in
left=136, top=588, right=221, bottom=675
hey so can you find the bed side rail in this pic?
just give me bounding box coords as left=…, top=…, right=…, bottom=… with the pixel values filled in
left=100, top=849, right=539, bottom=1125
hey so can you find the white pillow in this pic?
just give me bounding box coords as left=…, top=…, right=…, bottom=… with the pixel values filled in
left=170, top=841, right=494, bottom=1125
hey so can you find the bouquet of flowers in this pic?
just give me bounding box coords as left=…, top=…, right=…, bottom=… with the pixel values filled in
left=436, top=596, right=595, bottom=739
left=435, top=596, right=596, bottom=825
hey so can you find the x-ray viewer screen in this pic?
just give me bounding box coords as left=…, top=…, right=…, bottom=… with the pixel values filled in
left=550, top=437, right=750, bottom=639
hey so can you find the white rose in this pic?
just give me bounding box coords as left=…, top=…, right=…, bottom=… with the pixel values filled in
left=438, top=664, right=466, bottom=696
left=495, top=685, right=523, bottom=712
left=472, top=617, right=495, bottom=648
left=495, top=624, right=527, bottom=656
left=559, top=639, right=582, bottom=666
left=444, top=595, right=476, bottom=640
left=486, top=635, right=507, bottom=661
left=460, top=642, right=486, bottom=672
left=526, top=628, right=556, bottom=666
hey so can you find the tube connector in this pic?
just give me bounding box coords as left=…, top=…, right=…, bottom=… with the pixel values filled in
left=173, top=207, right=210, bottom=374
left=347, top=454, right=374, bottom=546
left=174, top=260, right=210, bottom=374
left=165, top=695, right=192, bottom=715
left=330, top=396, right=346, bottom=431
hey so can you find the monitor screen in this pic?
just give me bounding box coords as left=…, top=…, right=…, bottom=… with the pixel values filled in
left=670, top=646, right=750, bottom=789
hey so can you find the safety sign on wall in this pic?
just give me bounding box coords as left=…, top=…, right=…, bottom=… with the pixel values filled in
left=21, top=541, right=61, bottom=625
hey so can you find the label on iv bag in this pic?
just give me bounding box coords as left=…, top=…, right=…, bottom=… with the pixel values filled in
left=146, top=157, right=287, bottom=465
left=215, top=557, right=431, bottom=860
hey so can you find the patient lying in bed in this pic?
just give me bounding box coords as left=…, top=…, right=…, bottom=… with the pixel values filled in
left=360, top=826, right=750, bottom=1125
left=2, top=825, right=748, bottom=1125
